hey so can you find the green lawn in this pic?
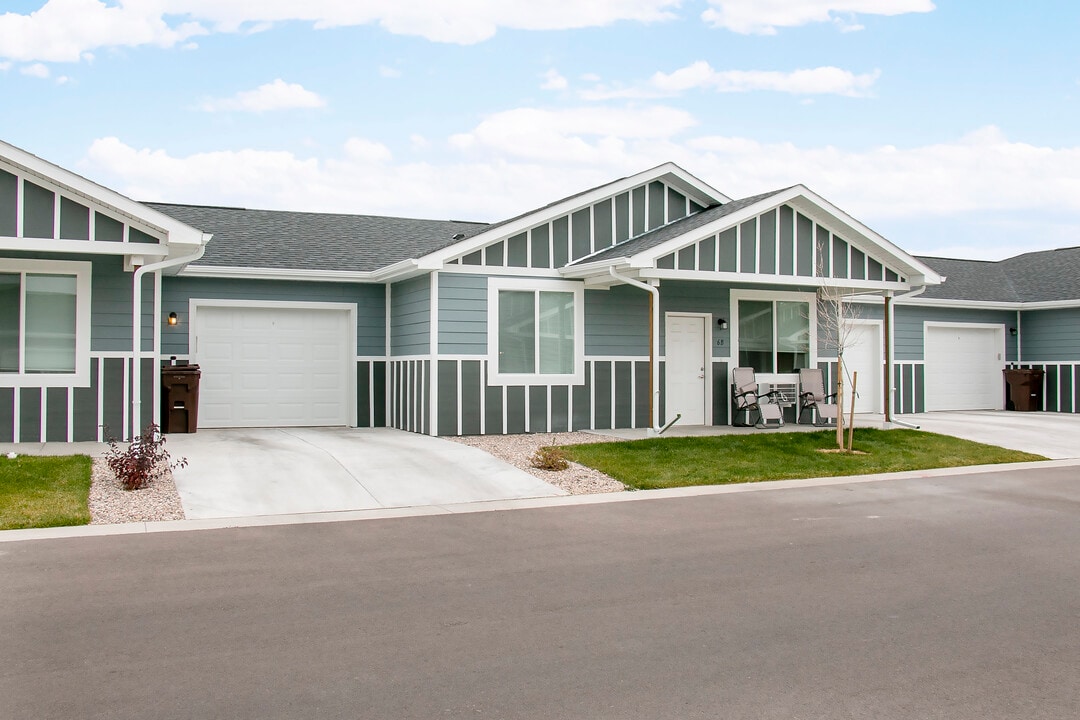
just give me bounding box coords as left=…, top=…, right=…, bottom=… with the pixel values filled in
left=561, top=429, right=1046, bottom=490
left=0, top=455, right=93, bottom=530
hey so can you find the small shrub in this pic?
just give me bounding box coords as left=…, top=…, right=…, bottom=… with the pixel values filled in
left=530, top=446, right=569, bottom=471
left=104, top=423, right=188, bottom=491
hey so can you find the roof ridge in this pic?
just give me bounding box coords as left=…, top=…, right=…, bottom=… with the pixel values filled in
left=143, top=200, right=488, bottom=226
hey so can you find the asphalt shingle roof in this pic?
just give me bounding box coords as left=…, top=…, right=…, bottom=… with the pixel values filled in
left=918, top=246, right=1080, bottom=302
left=573, top=188, right=792, bottom=265
left=146, top=203, right=489, bottom=273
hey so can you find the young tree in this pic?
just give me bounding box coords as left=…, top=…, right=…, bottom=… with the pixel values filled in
left=816, top=279, right=862, bottom=450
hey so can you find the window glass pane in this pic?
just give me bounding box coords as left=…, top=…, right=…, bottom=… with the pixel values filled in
left=776, top=301, right=810, bottom=372
left=24, top=274, right=77, bottom=373
left=498, top=290, right=535, bottom=374
left=0, top=273, right=19, bottom=373
left=738, top=300, right=773, bottom=372
left=538, top=291, right=574, bottom=374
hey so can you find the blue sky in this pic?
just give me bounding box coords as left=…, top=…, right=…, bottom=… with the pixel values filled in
left=2, top=1, right=1079, bottom=260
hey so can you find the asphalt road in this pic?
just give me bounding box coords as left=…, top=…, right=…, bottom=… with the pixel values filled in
left=3, top=466, right=1078, bottom=719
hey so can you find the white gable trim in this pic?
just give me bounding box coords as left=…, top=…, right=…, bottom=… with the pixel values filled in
left=1, top=139, right=206, bottom=248
left=624, top=186, right=940, bottom=286
left=417, top=162, right=730, bottom=267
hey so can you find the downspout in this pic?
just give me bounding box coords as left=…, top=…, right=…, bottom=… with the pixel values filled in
left=131, top=241, right=208, bottom=440
left=888, top=285, right=926, bottom=430
left=608, top=267, right=679, bottom=435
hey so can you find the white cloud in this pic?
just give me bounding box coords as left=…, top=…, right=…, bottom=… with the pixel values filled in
left=582, top=61, right=880, bottom=99
left=20, top=62, right=50, bottom=78
left=199, top=79, right=326, bottom=113
left=702, top=0, right=935, bottom=35
left=0, top=0, right=679, bottom=64
left=0, top=60, right=11, bottom=71
left=0, top=0, right=207, bottom=63
left=541, top=68, right=568, bottom=91
left=80, top=122, right=1080, bottom=259
left=378, top=65, right=402, bottom=78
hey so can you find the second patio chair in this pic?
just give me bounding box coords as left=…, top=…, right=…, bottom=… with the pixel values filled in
left=731, top=367, right=786, bottom=428
left=798, top=367, right=839, bottom=426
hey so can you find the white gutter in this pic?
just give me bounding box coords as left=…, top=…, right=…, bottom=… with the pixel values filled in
left=130, top=240, right=209, bottom=440
left=608, top=267, right=677, bottom=435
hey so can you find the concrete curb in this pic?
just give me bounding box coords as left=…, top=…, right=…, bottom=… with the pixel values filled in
left=3, top=457, right=1079, bottom=543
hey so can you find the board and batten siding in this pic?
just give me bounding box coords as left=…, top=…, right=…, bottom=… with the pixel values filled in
left=654, top=204, right=906, bottom=286
left=446, top=180, right=705, bottom=271
left=161, top=276, right=386, bottom=357
left=0, top=166, right=164, bottom=246
left=437, top=272, right=487, bottom=355
left=390, top=275, right=431, bottom=357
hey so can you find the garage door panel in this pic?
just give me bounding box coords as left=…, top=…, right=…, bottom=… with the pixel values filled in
left=195, top=305, right=353, bottom=428
left=925, top=325, right=1004, bottom=411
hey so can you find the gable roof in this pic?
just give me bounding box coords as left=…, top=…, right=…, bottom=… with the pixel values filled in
left=0, top=139, right=206, bottom=251
left=575, top=188, right=790, bottom=265
left=146, top=203, right=488, bottom=273
left=918, top=246, right=1080, bottom=303
left=416, top=162, right=731, bottom=265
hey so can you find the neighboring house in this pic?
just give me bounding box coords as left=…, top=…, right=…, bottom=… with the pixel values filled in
left=2, top=138, right=1077, bottom=444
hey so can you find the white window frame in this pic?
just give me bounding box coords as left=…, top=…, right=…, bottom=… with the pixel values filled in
left=0, top=259, right=91, bottom=388
left=730, top=288, right=818, bottom=384
left=487, top=277, right=585, bottom=385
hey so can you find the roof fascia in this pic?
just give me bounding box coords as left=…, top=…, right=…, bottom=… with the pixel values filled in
left=0, top=238, right=169, bottom=257
left=180, top=264, right=382, bottom=283
left=418, top=163, right=731, bottom=266
left=0, top=139, right=205, bottom=247
left=887, top=296, right=1080, bottom=311
left=638, top=267, right=910, bottom=292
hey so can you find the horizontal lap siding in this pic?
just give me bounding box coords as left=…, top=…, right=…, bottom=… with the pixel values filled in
left=1021, top=308, right=1080, bottom=361
left=585, top=286, right=649, bottom=356
left=893, top=306, right=1017, bottom=362
left=659, top=280, right=731, bottom=357
left=391, top=276, right=430, bottom=357
left=161, top=276, right=386, bottom=357
left=438, top=273, right=487, bottom=355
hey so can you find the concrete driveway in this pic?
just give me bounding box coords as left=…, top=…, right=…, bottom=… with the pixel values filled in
left=897, top=410, right=1080, bottom=459
left=166, top=427, right=564, bottom=519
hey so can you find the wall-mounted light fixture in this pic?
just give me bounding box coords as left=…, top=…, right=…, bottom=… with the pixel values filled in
left=717, top=318, right=728, bottom=330
left=168, top=312, right=178, bottom=326
left=1009, top=327, right=1017, bottom=337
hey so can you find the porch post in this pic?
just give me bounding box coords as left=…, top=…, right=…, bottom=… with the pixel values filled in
left=883, top=290, right=893, bottom=423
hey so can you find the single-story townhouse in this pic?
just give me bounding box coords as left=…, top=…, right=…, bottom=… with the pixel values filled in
left=2, top=138, right=1078, bottom=443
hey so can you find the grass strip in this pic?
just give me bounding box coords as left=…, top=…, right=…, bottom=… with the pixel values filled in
left=0, top=455, right=93, bottom=530
left=561, top=429, right=1045, bottom=491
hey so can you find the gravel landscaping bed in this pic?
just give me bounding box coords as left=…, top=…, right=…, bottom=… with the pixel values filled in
left=88, top=458, right=186, bottom=524
left=448, top=432, right=627, bottom=495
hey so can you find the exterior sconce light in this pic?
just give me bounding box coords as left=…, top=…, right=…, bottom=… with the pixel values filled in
left=717, top=318, right=728, bottom=329
left=1009, top=327, right=1017, bottom=337
left=168, top=312, right=178, bottom=326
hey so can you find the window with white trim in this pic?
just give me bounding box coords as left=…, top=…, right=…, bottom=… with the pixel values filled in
left=488, top=278, right=584, bottom=384
left=738, top=300, right=810, bottom=373
left=0, top=260, right=91, bottom=386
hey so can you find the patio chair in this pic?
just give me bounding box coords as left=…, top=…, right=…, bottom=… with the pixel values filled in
left=798, top=368, right=839, bottom=426
left=731, top=367, right=786, bottom=428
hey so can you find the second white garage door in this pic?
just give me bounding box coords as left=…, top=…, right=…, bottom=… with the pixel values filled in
left=924, top=324, right=1004, bottom=411
left=193, top=304, right=354, bottom=428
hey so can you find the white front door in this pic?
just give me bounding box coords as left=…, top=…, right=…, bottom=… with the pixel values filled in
left=842, top=322, right=882, bottom=414
left=193, top=305, right=353, bottom=428
left=665, top=314, right=708, bottom=425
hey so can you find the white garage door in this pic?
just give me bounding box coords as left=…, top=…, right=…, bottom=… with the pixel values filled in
left=924, top=324, right=1004, bottom=411
left=193, top=305, right=353, bottom=428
